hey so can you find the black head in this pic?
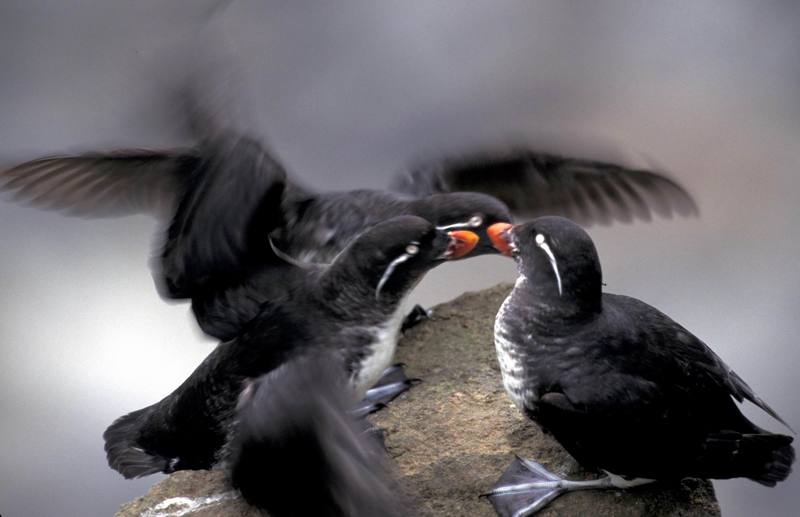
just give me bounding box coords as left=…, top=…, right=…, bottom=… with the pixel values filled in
left=409, top=192, right=512, bottom=257
left=491, top=216, right=602, bottom=313
left=326, top=215, right=478, bottom=305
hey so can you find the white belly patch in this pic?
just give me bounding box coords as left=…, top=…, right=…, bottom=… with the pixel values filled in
left=494, top=277, right=530, bottom=410
left=352, top=298, right=409, bottom=395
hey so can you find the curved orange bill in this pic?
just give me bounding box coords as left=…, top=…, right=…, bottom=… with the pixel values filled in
left=445, top=230, right=479, bottom=259
left=487, top=222, right=514, bottom=256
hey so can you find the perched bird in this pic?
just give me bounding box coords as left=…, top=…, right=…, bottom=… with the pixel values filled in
left=104, top=215, right=477, bottom=478
left=485, top=217, right=794, bottom=516
left=0, top=113, right=697, bottom=343
left=228, top=353, right=406, bottom=517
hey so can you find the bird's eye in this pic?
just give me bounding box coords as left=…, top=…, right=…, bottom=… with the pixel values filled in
left=535, top=233, right=545, bottom=245
left=405, top=244, right=420, bottom=255
left=468, top=214, right=483, bottom=227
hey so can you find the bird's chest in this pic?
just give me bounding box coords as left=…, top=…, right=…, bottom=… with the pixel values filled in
left=350, top=301, right=408, bottom=396
left=495, top=296, right=533, bottom=410
left=494, top=285, right=557, bottom=411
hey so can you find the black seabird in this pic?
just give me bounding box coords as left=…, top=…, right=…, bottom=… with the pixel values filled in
left=484, top=217, right=794, bottom=516
left=1, top=119, right=698, bottom=343
left=103, top=215, right=477, bottom=478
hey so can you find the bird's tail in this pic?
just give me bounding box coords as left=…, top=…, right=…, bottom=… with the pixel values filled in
left=103, top=406, right=171, bottom=479
left=701, top=431, right=794, bottom=486
left=226, top=354, right=405, bottom=517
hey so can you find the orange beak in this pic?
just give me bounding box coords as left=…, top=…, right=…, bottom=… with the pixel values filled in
left=487, top=222, right=514, bottom=256
left=446, top=230, right=479, bottom=259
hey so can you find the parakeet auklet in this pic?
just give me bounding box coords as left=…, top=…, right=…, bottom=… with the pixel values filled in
left=484, top=217, right=794, bottom=516
left=104, top=215, right=477, bottom=478
left=1, top=102, right=697, bottom=344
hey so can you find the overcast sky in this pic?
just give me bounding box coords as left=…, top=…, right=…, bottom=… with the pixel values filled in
left=1, top=1, right=799, bottom=516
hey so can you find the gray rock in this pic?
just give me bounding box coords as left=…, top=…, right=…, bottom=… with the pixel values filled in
left=116, top=284, right=720, bottom=516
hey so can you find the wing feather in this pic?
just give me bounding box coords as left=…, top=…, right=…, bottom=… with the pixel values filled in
left=392, top=150, right=698, bottom=225
left=157, top=135, right=288, bottom=297
left=1, top=150, right=195, bottom=218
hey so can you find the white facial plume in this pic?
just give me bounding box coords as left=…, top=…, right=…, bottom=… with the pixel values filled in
left=535, top=233, right=562, bottom=296
left=375, top=242, right=420, bottom=300
left=435, top=214, right=483, bottom=231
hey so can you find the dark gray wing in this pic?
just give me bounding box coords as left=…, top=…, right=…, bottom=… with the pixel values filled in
left=157, top=134, right=288, bottom=298
left=645, top=319, right=793, bottom=432
left=229, top=352, right=405, bottom=516
left=391, top=150, right=698, bottom=225
left=603, top=294, right=793, bottom=432
left=0, top=150, right=197, bottom=218
left=2, top=135, right=290, bottom=301
left=719, top=361, right=794, bottom=433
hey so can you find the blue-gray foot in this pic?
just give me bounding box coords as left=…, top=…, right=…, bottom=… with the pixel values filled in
left=350, top=364, right=420, bottom=418
left=484, top=456, right=654, bottom=516
left=401, top=304, right=432, bottom=332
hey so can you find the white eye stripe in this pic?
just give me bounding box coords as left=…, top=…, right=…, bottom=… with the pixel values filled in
left=535, top=234, right=562, bottom=296
left=375, top=252, right=414, bottom=300
left=435, top=214, right=484, bottom=231
left=435, top=222, right=467, bottom=231
left=375, top=240, right=424, bottom=299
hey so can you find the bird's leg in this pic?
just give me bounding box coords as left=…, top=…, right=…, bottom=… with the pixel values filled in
left=401, top=304, right=432, bottom=332
left=350, top=364, right=421, bottom=418
left=484, top=456, right=654, bottom=517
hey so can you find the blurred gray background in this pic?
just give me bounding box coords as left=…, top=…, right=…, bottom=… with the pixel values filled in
left=1, top=1, right=798, bottom=515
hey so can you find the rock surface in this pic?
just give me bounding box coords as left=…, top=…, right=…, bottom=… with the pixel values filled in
left=116, top=284, right=720, bottom=516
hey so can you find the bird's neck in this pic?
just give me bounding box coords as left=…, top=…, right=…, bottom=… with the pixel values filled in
left=509, top=275, right=600, bottom=334
left=318, top=265, right=406, bottom=326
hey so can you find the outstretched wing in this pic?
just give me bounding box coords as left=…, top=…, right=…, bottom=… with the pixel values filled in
left=391, top=150, right=698, bottom=225
left=2, top=133, right=290, bottom=300
left=157, top=134, right=288, bottom=298
left=0, top=150, right=196, bottom=218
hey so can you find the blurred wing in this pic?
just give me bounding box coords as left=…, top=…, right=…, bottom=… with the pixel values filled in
left=157, top=135, right=288, bottom=298
left=229, top=352, right=405, bottom=516
left=0, top=150, right=196, bottom=218
left=391, top=150, right=698, bottom=225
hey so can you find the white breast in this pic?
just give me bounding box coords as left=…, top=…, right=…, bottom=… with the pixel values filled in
left=352, top=297, right=409, bottom=396
left=494, top=276, right=528, bottom=410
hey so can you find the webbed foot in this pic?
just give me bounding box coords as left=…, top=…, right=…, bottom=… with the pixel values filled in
left=401, top=304, right=432, bottom=332
left=350, top=364, right=420, bottom=418
left=483, top=456, right=654, bottom=516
